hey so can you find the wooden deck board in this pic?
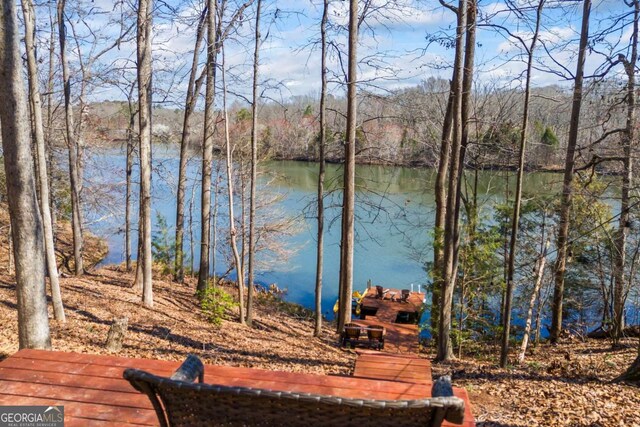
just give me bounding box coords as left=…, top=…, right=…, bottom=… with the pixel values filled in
left=353, top=352, right=432, bottom=385
left=353, top=319, right=420, bottom=353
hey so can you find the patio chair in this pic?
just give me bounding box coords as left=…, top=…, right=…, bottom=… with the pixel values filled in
left=123, top=355, right=466, bottom=427
left=401, top=289, right=411, bottom=303
left=366, top=325, right=385, bottom=350
left=341, top=323, right=362, bottom=347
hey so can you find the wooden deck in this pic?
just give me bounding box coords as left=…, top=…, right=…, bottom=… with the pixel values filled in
left=0, top=349, right=474, bottom=426
left=353, top=318, right=421, bottom=353
left=353, top=288, right=425, bottom=353
left=359, top=287, right=424, bottom=323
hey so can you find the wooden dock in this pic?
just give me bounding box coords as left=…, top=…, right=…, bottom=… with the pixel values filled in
left=353, top=287, right=425, bottom=353
left=0, top=349, right=474, bottom=426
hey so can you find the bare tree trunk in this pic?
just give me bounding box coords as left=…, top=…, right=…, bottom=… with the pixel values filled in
left=211, top=168, right=220, bottom=285
left=222, top=47, right=246, bottom=324
left=240, top=161, right=247, bottom=275
left=437, top=0, right=467, bottom=362
left=518, top=237, right=550, bottom=364
left=137, top=0, right=153, bottom=307
left=619, top=347, right=640, bottom=382
left=612, top=0, right=638, bottom=345
left=551, top=0, right=591, bottom=343
left=125, top=91, right=136, bottom=272
left=337, top=0, right=359, bottom=333
left=189, top=167, right=199, bottom=278
left=46, top=4, right=57, bottom=236
left=134, top=233, right=143, bottom=290
left=451, top=0, right=476, bottom=297
left=432, top=90, right=454, bottom=334
left=246, top=0, right=262, bottom=326
left=500, top=0, right=544, bottom=367
left=175, top=6, right=207, bottom=283
left=0, top=0, right=51, bottom=348
left=197, top=0, right=217, bottom=294
left=8, top=224, right=13, bottom=275
left=314, top=0, right=329, bottom=337
left=21, top=0, right=65, bottom=322
left=57, top=0, right=84, bottom=276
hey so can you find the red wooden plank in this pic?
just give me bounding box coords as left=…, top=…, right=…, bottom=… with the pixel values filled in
left=9, top=349, right=182, bottom=370
left=354, top=363, right=431, bottom=376
left=0, top=379, right=150, bottom=408
left=356, top=356, right=431, bottom=371
left=0, top=393, right=157, bottom=425
left=65, top=416, right=148, bottom=427
left=355, top=351, right=430, bottom=362
left=0, top=367, right=138, bottom=394
left=354, top=362, right=431, bottom=374
left=353, top=373, right=431, bottom=385
left=353, top=369, right=431, bottom=383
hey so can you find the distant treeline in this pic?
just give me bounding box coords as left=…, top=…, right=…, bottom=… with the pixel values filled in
left=84, top=77, right=627, bottom=173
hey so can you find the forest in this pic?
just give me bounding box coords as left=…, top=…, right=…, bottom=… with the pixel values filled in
left=0, top=0, right=640, bottom=425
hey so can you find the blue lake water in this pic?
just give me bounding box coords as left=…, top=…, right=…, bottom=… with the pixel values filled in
left=83, top=145, right=638, bottom=332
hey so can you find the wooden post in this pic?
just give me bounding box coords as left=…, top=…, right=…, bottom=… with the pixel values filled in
left=105, top=317, right=128, bottom=352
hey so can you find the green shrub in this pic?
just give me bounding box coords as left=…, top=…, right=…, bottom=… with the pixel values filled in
left=199, top=286, right=237, bottom=326
left=541, top=126, right=559, bottom=147
left=152, top=213, right=175, bottom=275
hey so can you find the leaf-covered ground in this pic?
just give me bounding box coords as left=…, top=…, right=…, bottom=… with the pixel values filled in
left=427, top=339, right=640, bottom=426
left=0, top=266, right=353, bottom=374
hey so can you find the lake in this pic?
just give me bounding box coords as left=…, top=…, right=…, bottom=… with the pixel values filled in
left=85, top=145, right=569, bottom=325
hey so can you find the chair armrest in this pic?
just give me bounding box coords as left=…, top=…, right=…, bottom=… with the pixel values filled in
left=430, top=376, right=465, bottom=426
left=431, top=375, right=454, bottom=397
left=170, top=354, right=205, bottom=383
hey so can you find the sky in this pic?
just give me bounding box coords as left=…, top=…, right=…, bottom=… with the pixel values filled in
left=38, top=0, right=637, bottom=106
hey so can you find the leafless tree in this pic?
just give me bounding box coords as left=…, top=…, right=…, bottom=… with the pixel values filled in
left=197, top=0, right=218, bottom=294
left=175, top=4, right=207, bottom=283
left=246, top=0, right=262, bottom=326
left=314, top=0, right=329, bottom=337
left=551, top=0, right=592, bottom=343
left=337, top=0, right=359, bottom=333
left=501, top=0, right=545, bottom=368
left=612, top=0, right=639, bottom=344
left=57, top=0, right=84, bottom=276
left=0, top=0, right=51, bottom=348
left=222, top=46, right=246, bottom=322
left=21, top=0, right=65, bottom=322
left=137, top=0, right=153, bottom=307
